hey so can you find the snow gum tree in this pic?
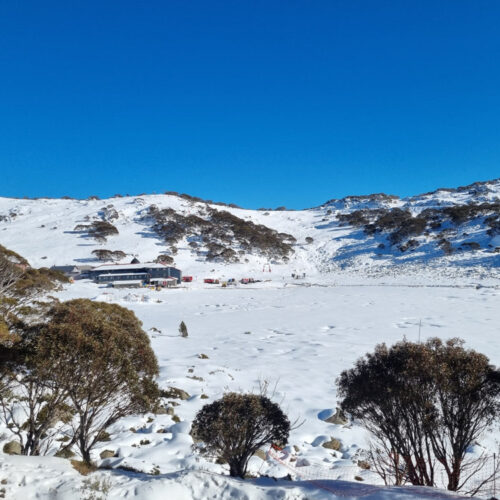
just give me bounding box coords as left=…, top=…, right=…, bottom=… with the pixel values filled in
left=36, top=299, right=160, bottom=463
left=0, top=321, right=73, bottom=456
left=337, top=338, right=500, bottom=493
left=0, top=246, right=71, bottom=456
left=191, top=392, right=290, bottom=478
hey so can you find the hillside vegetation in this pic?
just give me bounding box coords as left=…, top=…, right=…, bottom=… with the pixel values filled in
left=0, top=178, right=498, bottom=278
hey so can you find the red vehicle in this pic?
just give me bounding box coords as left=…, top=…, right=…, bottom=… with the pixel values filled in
left=204, top=278, right=219, bottom=284
left=182, top=276, right=193, bottom=282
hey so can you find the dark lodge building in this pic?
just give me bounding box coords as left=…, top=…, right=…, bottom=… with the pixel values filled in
left=88, top=263, right=182, bottom=286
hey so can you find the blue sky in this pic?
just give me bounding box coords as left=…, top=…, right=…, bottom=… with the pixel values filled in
left=1, top=1, right=499, bottom=208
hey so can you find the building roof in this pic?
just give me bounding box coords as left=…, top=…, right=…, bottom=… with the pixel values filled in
left=76, top=265, right=94, bottom=271
left=92, top=262, right=179, bottom=272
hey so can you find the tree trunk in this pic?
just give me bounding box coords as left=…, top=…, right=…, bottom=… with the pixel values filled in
left=447, top=462, right=461, bottom=491
left=79, top=430, right=92, bottom=464
left=229, top=459, right=246, bottom=478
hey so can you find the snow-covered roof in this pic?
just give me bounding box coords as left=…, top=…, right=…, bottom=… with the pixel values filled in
left=92, top=262, right=177, bottom=271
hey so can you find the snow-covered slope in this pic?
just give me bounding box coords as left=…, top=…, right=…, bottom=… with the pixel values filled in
left=1, top=180, right=500, bottom=499
left=0, top=178, right=499, bottom=280
left=3, top=281, right=498, bottom=499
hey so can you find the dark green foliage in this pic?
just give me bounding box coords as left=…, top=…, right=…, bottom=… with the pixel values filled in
left=0, top=245, right=28, bottom=267
left=206, top=243, right=238, bottom=262
left=99, top=205, right=119, bottom=221
left=147, top=205, right=294, bottom=262
left=398, top=239, right=420, bottom=252
left=337, top=201, right=500, bottom=252
left=438, top=238, right=454, bottom=255
left=461, top=241, right=481, bottom=251
left=388, top=218, right=427, bottom=245
left=0, top=296, right=160, bottom=459
left=337, top=338, right=500, bottom=491
left=74, top=220, right=118, bottom=242
left=179, top=321, right=188, bottom=338
left=155, top=254, right=174, bottom=265
left=91, top=249, right=126, bottom=261
left=35, top=299, right=160, bottom=463
left=0, top=247, right=68, bottom=334
left=485, top=214, right=500, bottom=236
left=192, top=392, right=290, bottom=478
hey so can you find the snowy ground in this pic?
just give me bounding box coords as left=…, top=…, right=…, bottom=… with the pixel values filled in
left=1, top=276, right=499, bottom=499
left=1, top=187, right=499, bottom=498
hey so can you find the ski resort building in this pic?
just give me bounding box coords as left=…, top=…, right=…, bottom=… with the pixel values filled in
left=50, top=264, right=94, bottom=279
left=88, top=263, right=182, bottom=287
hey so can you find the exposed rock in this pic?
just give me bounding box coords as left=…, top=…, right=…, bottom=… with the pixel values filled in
left=325, top=407, right=348, bottom=426
left=2, top=441, right=21, bottom=455
left=322, top=438, right=342, bottom=451
left=160, top=387, right=190, bottom=400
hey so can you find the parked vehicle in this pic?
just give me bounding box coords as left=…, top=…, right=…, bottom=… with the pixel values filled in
left=240, top=278, right=255, bottom=284
left=182, top=276, right=193, bottom=282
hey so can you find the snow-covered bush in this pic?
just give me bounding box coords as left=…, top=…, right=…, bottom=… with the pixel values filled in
left=191, top=393, right=290, bottom=478
left=91, top=249, right=126, bottom=261
left=0, top=300, right=160, bottom=462
left=337, top=338, right=500, bottom=493
left=36, top=299, right=160, bottom=463
left=73, top=221, right=119, bottom=242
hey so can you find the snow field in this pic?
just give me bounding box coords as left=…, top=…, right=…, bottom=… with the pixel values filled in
left=1, top=280, right=496, bottom=498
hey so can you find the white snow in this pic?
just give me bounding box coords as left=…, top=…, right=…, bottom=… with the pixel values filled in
left=0, top=186, right=499, bottom=499
left=93, top=263, right=174, bottom=271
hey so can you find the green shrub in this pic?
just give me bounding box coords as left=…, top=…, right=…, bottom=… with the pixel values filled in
left=192, top=393, right=290, bottom=477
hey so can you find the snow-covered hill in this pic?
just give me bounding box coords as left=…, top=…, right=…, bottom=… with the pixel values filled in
left=0, top=178, right=499, bottom=281
left=1, top=180, right=500, bottom=499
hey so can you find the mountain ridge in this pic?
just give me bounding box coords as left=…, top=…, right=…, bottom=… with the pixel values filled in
left=0, top=177, right=499, bottom=280
left=3, top=177, right=499, bottom=211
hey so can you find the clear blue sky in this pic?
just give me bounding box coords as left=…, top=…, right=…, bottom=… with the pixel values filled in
left=1, top=1, right=499, bottom=208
